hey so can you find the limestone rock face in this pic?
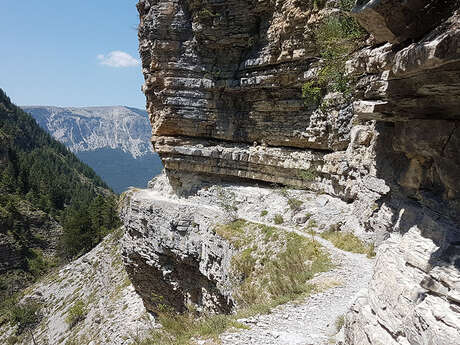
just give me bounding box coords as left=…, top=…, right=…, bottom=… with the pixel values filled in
left=137, top=0, right=358, bottom=185
left=137, top=0, right=385, bottom=219
left=352, top=0, right=457, bottom=44
left=130, top=0, right=460, bottom=343
left=119, top=187, right=236, bottom=314
left=344, top=4, right=460, bottom=345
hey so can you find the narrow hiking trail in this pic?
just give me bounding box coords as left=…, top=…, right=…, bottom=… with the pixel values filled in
left=134, top=188, right=374, bottom=345
left=218, top=219, right=374, bottom=345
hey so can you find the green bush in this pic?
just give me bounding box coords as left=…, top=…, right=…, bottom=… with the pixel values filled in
left=273, top=214, right=284, bottom=225
left=10, top=300, right=42, bottom=334
left=66, top=300, right=87, bottom=328
left=26, top=248, right=56, bottom=277
left=260, top=210, right=268, bottom=217
left=302, top=5, right=366, bottom=106
left=297, top=169, right=317, bottom=182
left=302, top=81, right=322, bottom=106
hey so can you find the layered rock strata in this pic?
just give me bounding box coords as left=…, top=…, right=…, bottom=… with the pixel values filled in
left=126, top=0, right=460, bottom=343
left=343, top=3, right=460, bottom=344
left=138, top=0, right=359, bottom=185
left=119, top=187, right=235, bottom=313
left=136, top=0, right=386, bottom=229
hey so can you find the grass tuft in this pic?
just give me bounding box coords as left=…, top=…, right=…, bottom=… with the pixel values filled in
left=214, top=219, right=248, bottom=249
left=273, top=214, right=284, bottom=225
left=65, top=300, right=87, bottom=329
left=321, top=225, right=375, bottom=258
left=133, top=311, right=247, bottom=345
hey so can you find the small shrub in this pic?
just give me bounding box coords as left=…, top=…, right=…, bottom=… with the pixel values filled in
left=273, top=214, right=284, bottom=225
left=66, top=300, right=87, bottom=328
left=10, top=301, right=42, bottom=334
left=258, top=224, right=278, bottom=242
left=302, top=4, right=366, bottom=106
left=335, top=314, right=345, bottom=332
left=197, top=8, right=215, bottom=20
left=302, top=81, right=322, bottom=106
left=288, top=198, right=303, bottom=211
left=26, top=248, right=55, bottom=277
left=367, top=243, right=376, bottom=258
left=260, top=210, right=268, bottom=217
left=297, top=169, right=317, bottom=182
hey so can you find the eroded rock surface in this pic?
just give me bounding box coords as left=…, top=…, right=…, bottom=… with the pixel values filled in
left=119, top=186, right=235, bottom=314
left=344, top=4, right=460, bottom=345
left=126, top=0, right=460, bottom=344
left=137, top=0, right=362, bottom=188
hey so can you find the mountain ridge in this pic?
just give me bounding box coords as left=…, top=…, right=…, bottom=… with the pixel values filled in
left=22, top=105, right=153, bottom=159
left=22, top=105, right=163, bottom=193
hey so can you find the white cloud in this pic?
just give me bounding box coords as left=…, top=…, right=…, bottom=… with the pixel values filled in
left=97, top=51, right=139, bottom=68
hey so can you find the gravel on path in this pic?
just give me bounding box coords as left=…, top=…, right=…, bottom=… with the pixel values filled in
left=219, top=220, right=374, bottom=345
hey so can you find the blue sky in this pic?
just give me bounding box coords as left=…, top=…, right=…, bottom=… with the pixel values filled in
left=1, top=0, right=146, bottom=108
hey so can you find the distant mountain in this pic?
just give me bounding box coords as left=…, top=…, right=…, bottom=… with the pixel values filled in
left=22, top=106, right=163, bottom=193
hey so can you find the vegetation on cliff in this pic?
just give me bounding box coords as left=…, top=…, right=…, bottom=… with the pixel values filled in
left=303, top=0, right=366, bottom=107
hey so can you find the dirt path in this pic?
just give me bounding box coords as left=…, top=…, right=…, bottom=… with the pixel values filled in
left=219, top=220, right=374, bottom=345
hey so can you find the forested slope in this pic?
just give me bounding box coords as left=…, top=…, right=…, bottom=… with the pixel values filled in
left=0, top=89, right=119, bottom=299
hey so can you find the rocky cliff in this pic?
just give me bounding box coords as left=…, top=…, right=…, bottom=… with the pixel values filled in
left=344, top=2, right=460, bottom=344
left=120, top=0, right=460, bottom=344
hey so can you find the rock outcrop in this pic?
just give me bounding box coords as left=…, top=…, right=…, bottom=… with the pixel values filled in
left=119, top=186, right=235, bottom=314
left=121, top=0, right=460, bottom=344
left=137, top=0, right=359, bottom=187
left=344, top=3, right=460, bottom=345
